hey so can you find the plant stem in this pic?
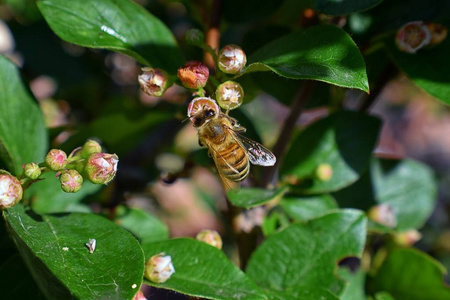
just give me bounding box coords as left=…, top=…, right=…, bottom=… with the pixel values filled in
left=204, top=0, right=222, bottom=71
left=261, top=80, right=317, bottom=188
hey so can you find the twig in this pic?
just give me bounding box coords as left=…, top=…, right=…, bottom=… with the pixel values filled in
left=261, top=80, right=317, bottom=187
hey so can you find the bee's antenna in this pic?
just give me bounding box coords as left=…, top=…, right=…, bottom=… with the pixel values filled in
left=182, top=116, right=191, bottom=123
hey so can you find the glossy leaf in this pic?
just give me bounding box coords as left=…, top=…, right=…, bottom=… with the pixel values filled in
left=29, top=172, right=100, bottom=214
left=227, top=187, right=288, bottom=208
left=383, top=27, right=450, bottom=105
left=281, top=111, right=381, bottom=194
left=246, top=210, right=367, bottom=295
left=372, top=248, right=450, bottom=299
left=0, top=55, right=47, bottom=175
left=267, top=286, right=340, bottom=300
left=370, top=158, right=437, bottom=230
left=244, top=25, right=369, bottom=92
left=313, top=0, right=384, bottom=15
left=37, top=0, right=184, bottom=74
left=375, top=292, right=395, bottom=300
left=280, top=194, right=338, bottom=222
left=114, top=206, right=169, bottom=245
left=3, top=205, right=145, bottom=300
left=142, top=238, right=267, bottom=300
left=339, top=268, right=367, bottom=300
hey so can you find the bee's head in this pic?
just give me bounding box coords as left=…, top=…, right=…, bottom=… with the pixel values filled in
left=187, top=97, right=220, bottom=127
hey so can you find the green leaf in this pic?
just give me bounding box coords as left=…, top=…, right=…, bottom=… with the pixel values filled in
left=0, top=254, right=45, bottom=299
left=383, top=19, right=450, bottom=105
left=114, top=206, right=169, bottom=245
left=280, top=194, right=338, bottom=222
left=29, top=172, right=101, bottom=214
left=244, top=25, right=369, bottom=92
left=267, top=286, right=340, bottom=300
left=281, top=111, right=381, bottom=194
left=339, top=268, right=367, bottom=300
left=0, top=55, right=47, bottom=175
left=313, top=0, right=384, bottom=15
left=142, top=238, right=267, bottom=300
left=3, top=205, right=145, bottom=300
left=372, top=248, right=450, bottom=300
left=246, top=210, right=367, bottom=295
left=375, top=292, right=395, bottom=300
left=227, top=187, right=288, bottom=208
left=37, top=0, right=184, bottom=74
left=370, top=158, right=437, bottom=230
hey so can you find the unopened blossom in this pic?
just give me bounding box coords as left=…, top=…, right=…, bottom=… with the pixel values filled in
left=315, top=164, right=333, bottom=182
left=196, top=230, right=223, bottom=249
left=145, top=253, right=175, bottom=283
left=367, top=203, right=397, bottom=228
left=216, top=81, right=244, bottom=110
left=84, top=153, right=118, bottom=184
left=426, top=22, right=448, bottom=45
left=393, top=229, right=422, bottom=246
left=396, top=21, right=431, bottom=53
left=177, top=61, right=209, bottom=89
left=80, top=140, right=102, bottom=159
left=60, top=170, right=83, bottom=193
left=45, top=149, right=68, bottom=170
left=218, top=45, right=247, bottom=74
left=23, top=162, right=41, bottom=180
left=138, top=67, right=169, bottom=97
left=0, top=174, right=23, bottom=209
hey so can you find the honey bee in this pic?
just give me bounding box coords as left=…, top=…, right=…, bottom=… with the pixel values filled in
left=188, top=97, right=276, bottom=190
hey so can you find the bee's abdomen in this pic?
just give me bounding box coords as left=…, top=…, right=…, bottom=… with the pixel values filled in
left=218, top=143, right=249, bottom=182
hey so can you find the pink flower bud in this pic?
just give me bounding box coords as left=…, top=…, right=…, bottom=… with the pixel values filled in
left=367, top=204, right=397, bottom=228
left=177, top=61, right=209, bottom=89
left=138, top=67, right=170, bottom=97
left=23, top=162, right=41, bottom=180
left=216, top=81, right=244, bottom=110
left=393, top=229, right=422, bottom=246
left=84, top=153, right=119, bottom=184
left=45, top=149, right=68, bottom=171
left=80, top=140, right=102, bottom=159
left=315, top=164, right=333, bottom=182
left=426, top=22, right=448, bottom=45
left=60, top=170, right=83, bottom=193
left=196, top=230, right=223, bottom=249
left=396, top=21, right=431, bottom=53
left=145, top=253, right=175, bottom=283
left=218, top=45, right=247, bottom=74
left=0, top=174, right=23, bottom=209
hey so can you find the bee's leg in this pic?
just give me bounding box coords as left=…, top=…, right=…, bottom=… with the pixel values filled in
left=198, top=139, right=204, bottom=147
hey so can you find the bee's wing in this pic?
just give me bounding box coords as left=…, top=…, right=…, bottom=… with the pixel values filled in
left=231, top=131, right=277, bottom=167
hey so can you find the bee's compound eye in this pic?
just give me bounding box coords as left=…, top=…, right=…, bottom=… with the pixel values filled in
left=205, top=110, right=215, bottom=117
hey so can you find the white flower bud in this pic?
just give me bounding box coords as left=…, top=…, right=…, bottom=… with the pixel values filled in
left=145, top=253, right=175, bottom=283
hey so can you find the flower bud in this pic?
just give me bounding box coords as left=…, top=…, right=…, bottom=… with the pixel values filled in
left=145, top=253, right=175, bottom=283
left=80, top=140, right=102, bottom=159
left=23, top=162, right=41, bottom=180
left=0, top=174, right=23, bottom=209
left=315, top=163, right=333, bottom=182
left=216, top=81, right=244, bottom=110
left=426, top=22, right=448, bottom=45
left=396, top=21, right=431, bottom=53
left=45, top=149, right=68, bottom=171
left=177, top=61, right=209, bottom=89
left=185, top=29, right=205, bottom=47
left=84, top=153, right=119, bottom=184
left=60, top=170, right=83, bottom=193
left=392, top=229, right=422, bottom=246
left=367, top=203, right=397, bottom=228
left=196, top=230, right=223, bottom=249
left=138, top=67, right=170, bottom=97
left=218, top=45, right=247, bottom=74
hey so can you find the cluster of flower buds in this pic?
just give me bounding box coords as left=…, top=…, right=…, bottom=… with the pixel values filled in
left=0, top=140, right=120, bottom=210
left=196, top=229, right=223, bottom=249
left=396, top=21, right=448, bottom=53
left=144, top=253, right=175, bottom=283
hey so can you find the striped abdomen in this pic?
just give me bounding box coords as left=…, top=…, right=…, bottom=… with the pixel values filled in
left=216, top=141, right=249, bottom=182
